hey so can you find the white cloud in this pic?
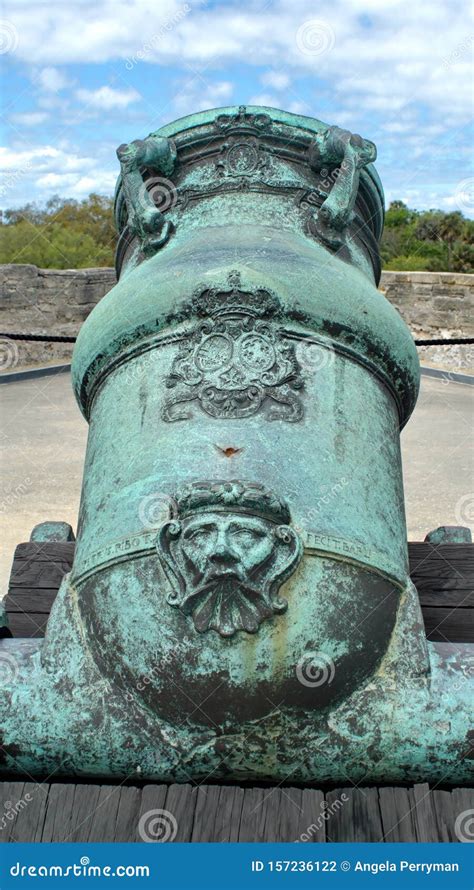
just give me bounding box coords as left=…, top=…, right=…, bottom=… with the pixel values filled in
left=1, top=1, right=472, bottom=212
left=75, top=85, right=141, bottom=110
left=35, top=66, right=72, bottom=92
left=2, top=0, right=471, bottom=126
left=0, top=144, right=117, bottom=204
left=10, top=111, right=49, bottom=127
left=171, top=80, right=234, bottom=117
left=247, top=92, right=280, bottom=108
left=261, top=70, right=291, bottom=91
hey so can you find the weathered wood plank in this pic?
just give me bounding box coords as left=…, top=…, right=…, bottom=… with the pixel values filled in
left=190, top=785, right=222, bottom=842
left=86, top=785, right=122, bottom=842
left=378, top=787, right=418, bottom=841
left=450, top=788, right=474, bottom=843
left=409, top=543, right=474, bottom=566
left=0, top=782, right=25, bottom=842
left=114, top=786, right=142, bottom=842
left=0, top=780, right=470, bottom=842
left=67, top=785, right=102, bottom=842
left=412, top=783, right=440, bottom=842
left=5, top=590, right=59, bottom=613
left=212, top=785, right=245, bottom=842
left=6, top=613, right=49, bottom=637
left=136, top=784, right=169, bottom=842
left=273, top=787, right=305, bottom=842
left=422, top=607, right=474, bottom=643
left=237, top=788, right=270, bottom=842
left=298, top=789, right=326, bottom=842
left=163, top=784, right=196, bottom=843
left=258, top=787, right=284, bottom=842
left=325, top=788, right=383, bottom=842
left=41, top=783, right=76, bottom=842
left=418, top=588, right=474, bottom=607
left=432, top=790, right=457, bottom=842
left=10, top=783, right=49, bottom=842
left=12, top=542, right=76, bottom=564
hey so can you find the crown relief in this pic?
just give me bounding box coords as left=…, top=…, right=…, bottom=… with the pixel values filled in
left=161, top=273, right=304, bottom=424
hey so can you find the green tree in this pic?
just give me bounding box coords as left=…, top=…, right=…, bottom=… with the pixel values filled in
left=0, top=194, right=115, bottom=268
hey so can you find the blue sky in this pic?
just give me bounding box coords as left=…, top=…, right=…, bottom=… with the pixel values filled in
left=1, top=0, right=473, bottom=215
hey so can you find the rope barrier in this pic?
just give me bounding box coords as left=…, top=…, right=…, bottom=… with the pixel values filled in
left=1, top=333, right=472, bottom=346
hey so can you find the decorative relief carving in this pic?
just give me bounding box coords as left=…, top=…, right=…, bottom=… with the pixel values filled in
left=162, top=274, right=304, bottom=423
left=307, top=126, right=376, bottom=248
left=116, top=134, right=177, bottom=256
left=216, top=135, right=268, bottom=179
left=156, top=480, right=302, bottom=637
left=212, top=105, right=273, bottom=133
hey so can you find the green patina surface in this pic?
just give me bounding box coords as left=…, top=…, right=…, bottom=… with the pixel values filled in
left=0, top=106, right=471, bottom=783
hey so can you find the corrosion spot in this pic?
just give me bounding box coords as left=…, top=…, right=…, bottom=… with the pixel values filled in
left=214, top=445, right=243, bottom=458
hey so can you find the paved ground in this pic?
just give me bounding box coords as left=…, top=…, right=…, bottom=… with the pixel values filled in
left=0, top=371, right=472, bottom=597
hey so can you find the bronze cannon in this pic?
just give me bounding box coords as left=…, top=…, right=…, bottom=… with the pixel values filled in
left=0, top=106, right=471, bottom=785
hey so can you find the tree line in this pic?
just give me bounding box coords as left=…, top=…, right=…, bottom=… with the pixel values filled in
left=0, top=194, right=472, bottom=272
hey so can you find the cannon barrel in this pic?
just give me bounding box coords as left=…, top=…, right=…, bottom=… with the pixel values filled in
left=0, top=107, right=470, bottom=787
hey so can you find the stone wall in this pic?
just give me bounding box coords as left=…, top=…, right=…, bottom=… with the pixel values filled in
left=0, top=265, right=115, bottom=368
left=0, top=265, right=472, bottom=371
left=379, top=271, right=474, bottom=338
